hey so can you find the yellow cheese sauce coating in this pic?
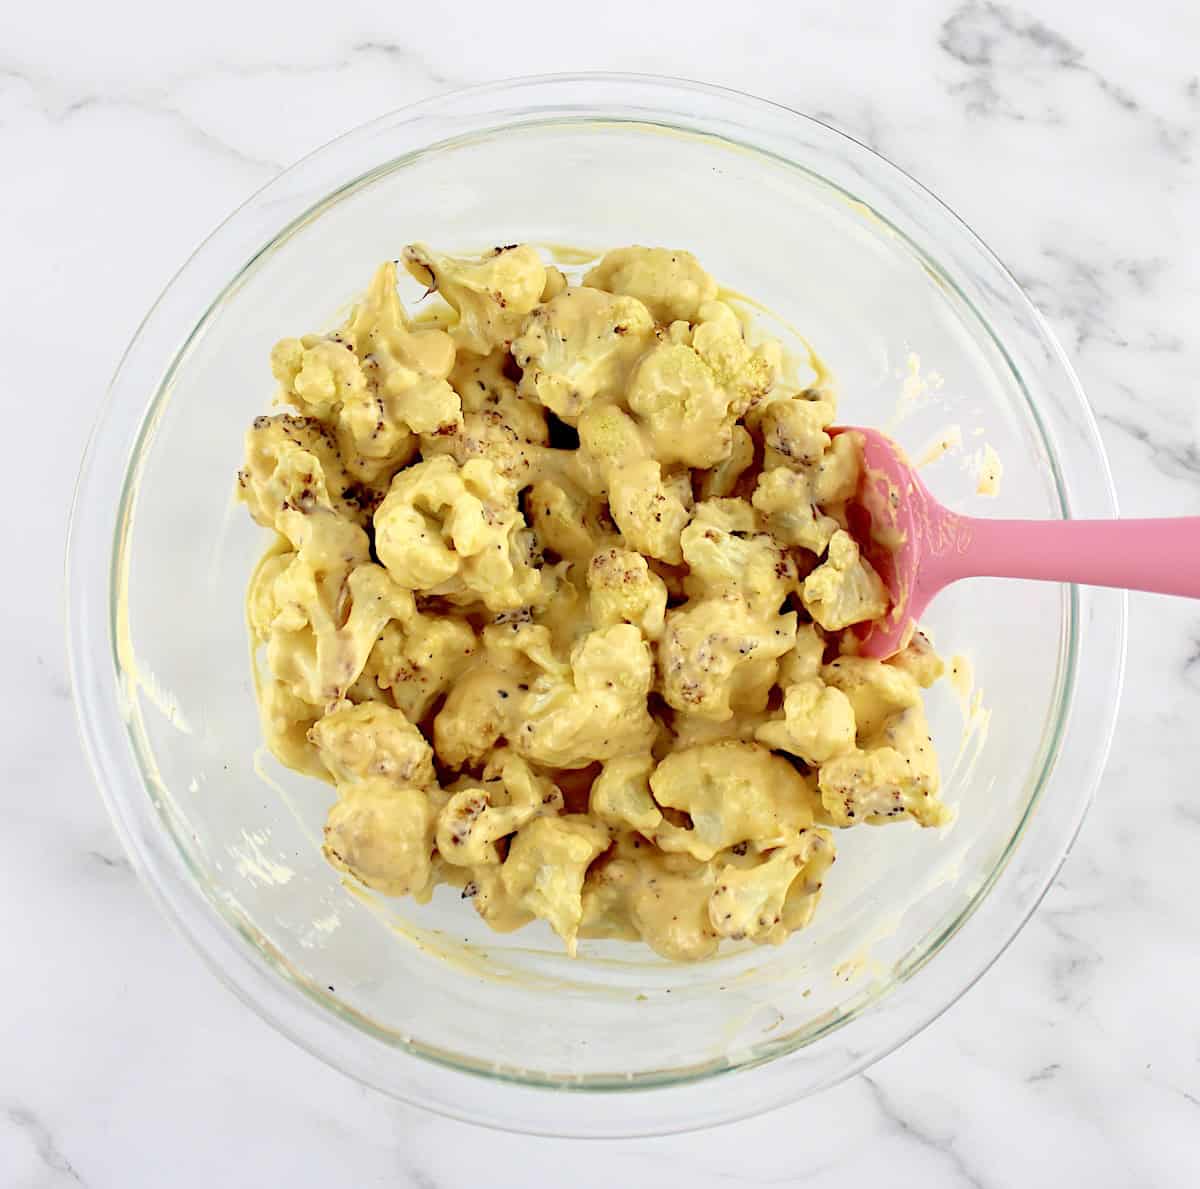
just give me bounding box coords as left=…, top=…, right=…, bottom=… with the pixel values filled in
left=238, top=243, right=948, bottom=961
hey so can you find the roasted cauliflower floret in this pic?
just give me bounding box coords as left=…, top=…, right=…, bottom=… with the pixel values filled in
left=776, top=623, right=828, bottom=687
left=698, top=425, right=755, bottom=500
left=626, top=338, right=733, bottom=467
left=573, top=402, right=649, bottom=495
left=255, top=557, right=416, bottom=709
left=818, top=740, right=947, bottom=828
left=811, top=430, right=863, bottom=506
left=448, top=348, right=550, bottom=443
left=500, top=816, right=611, bottom=955
left=692, top=301, right=781, bottom=412
left=815, top=657, right=946, bottom=827
left=649, top=741, right=817, bottom=861
left=323, top=778, right=437, bottom=897
left=660, top=596, right=796, bottom=721
left=420, top=407, right=554, bottom=490
left=374, top=455, right=543, bottom=611
left=511, top=287, right=655, bottom=423
left=801, top=529, right=890, bottom=630
left=622, top=300, right=779, bottom=469
left=609, top=459, right=691, bottom=565
left=588, top=754, right=662, bottom=833
left=309, top=702, right=436, bottom=787
left=581, top=834, right=719, bottom=962
left=515, top=624, right=658, bottom=768
left=886, top=630, right=945, bottom=688
left=754, top=393, right=837, bottom=469
left=432, top=624, right=568, bottom=770
left=359, top=613, right=477, bottom=722
left=255, top=677, right=325, bottom=777
left=273, top=263, right=461, bottom=481
left=709, top=829, right=834, bottom=943
left=435, top=752, right=564, bottom=866
left=755, top=680, right=857, bottom=765
left=822, top=655, right=922, bottom=738
left=527, top=479, right=615, bottom=567
left=238, top=413, right=367, bottom=532
left=432, top=666, right=525, bottom=770
left=586, top=547, right=668, bottom=639
left=583, top=246, right=718, bottom=323
left=403, top=243, right=546, bottom=355
left=680, top=502, right=799, bottom=615
left=751, top=465, right=839, bottom=555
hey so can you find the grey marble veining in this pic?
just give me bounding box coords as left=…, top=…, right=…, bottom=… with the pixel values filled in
left=2, top=0, right=1198, bottom=1184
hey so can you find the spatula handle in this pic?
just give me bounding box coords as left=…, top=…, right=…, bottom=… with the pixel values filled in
left=947, top=517, right=1200, bottom=598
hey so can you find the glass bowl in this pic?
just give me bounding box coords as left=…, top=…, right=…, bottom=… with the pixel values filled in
left=67, top=74, right=1125, bottom=1137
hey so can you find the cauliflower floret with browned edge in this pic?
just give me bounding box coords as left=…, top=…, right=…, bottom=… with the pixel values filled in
left=680, top=502, right=799, bottom=616
left=512, top=287, right=655, bottom=424
left=515, top=624, right=658, bottom=769
left=258, top=560, right=416, bottom=709
left=589, top=754, right=662, bottom=833
left=239, top=413, right=372, bottom=532
left=421, top=407, right=557, bottom=490
left=660, top=596, right=796, bottom=721
left=650, top=741, right=817, bottom=861
left=308, top=702, right=436, bottom=788
left=816, top=656, right=947, bottom=827
left=801, top=530, right=890, bottom=631
left=751, top=466, right=839, bottom=555
left=583, top=246, right=718, bottom=323
left=609, top=459, right=692, bottom=565
left=692, top=301, right=781, bottom=412
left=435, top=752, right=564, bottom=866
left=432, top=624, right=570, bottom=770
left=403, top=243, right=546, bottom=355
left=323, top=778, right=437, bottom=897
left=449, top=349, right=550, bottom=442
left=587, top=548, right=668, bottom=639
left=709, top=828, right=835, bottom=943
left=374, top=455, right=544, bottom=611
left=818, top=738, right=947, bottom=828
left=886, top=630, right=945, bottom=688
left=500, top=816, right=611, bottom=955
left=359, top=613, right=477, bottom=722
left=273, top=263, right=461, bottom=482
left=753, top=393, right=837, bottom=469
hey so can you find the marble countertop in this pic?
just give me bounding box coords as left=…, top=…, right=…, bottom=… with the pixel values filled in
left=4, top=0, right=1198, bottom=1183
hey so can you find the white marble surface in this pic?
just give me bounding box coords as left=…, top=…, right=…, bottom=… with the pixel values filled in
left=3, top=0, right=1199, bottom=1183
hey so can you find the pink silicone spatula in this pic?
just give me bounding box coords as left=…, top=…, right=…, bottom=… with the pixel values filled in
left=838, top=427, right=1200, bottom=659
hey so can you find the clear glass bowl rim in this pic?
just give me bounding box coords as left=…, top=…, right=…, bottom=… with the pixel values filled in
left=66, top=72, right=1126, bottom=1137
